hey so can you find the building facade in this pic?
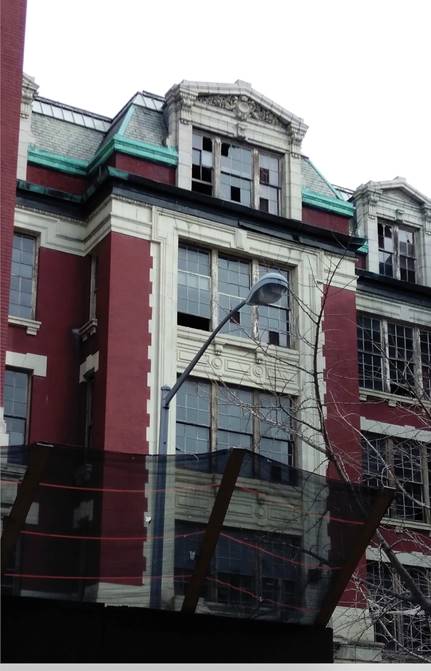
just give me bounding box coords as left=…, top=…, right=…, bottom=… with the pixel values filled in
left=1, top=73, right=430, bottom=662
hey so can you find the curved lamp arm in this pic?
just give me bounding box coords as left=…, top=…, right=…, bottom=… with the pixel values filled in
left=164, top=298, right=247, bottom=408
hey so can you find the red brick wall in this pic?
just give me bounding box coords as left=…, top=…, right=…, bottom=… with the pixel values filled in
left=360, top=399, right=428, bottom=429
left=83, top=231, right=152, bottom=454
left=103, top=232, right=152, bottom=453
left=89, top=232, right=152, bottom=583
left=322, top=285, right=366, bottom=608
left=8, top=247, right=86, bottom=445
left=302, top=205, right=351, bottom=235
left=27, top=164, right=87, bottom=195
left=322, top=285, right=362, bottom=480
left=113, top=153, right=176, bottom=185
left=0, top=0, right=27, bottom=406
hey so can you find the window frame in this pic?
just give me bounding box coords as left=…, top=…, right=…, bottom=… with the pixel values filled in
left=4, top=367, right=31, bottom=447
left=174, top=520, right=302, bottom=618
left=377, top=218, right=417, bottom=283
left=367, top=560, right=431, bottom=656
left=357, top=313, right=430, bottom=398
left=175, top=378, right=295, bottom=471
left=362, top=432, right=430, bottom=525
left=8, top=231, right=39, bottom=321
left=192, top=130, right=282, bottom=215
left=177, top=242, right=292, bottom=349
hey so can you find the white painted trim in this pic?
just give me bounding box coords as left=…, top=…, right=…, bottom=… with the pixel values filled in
left=8, top=315, right=42, bottom=335
left=79, top=352, right=99, bottom=383
left=367, top=547, right=431, bottom=568
left=6, top=351, right=47, bottom=377
left=360, top=416, right=431, bottom=443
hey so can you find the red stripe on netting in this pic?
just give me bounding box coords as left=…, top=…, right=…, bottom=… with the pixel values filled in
left=1, top=478, right=220, bottom=495
left=20, top=529, right=204, bottom=543
left=205, top=575, right=318, bottom=614
left=2, top=572, right=191, bottom=581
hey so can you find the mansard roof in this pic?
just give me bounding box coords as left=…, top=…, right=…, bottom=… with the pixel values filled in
left=29, top=86, right=343, bottom=203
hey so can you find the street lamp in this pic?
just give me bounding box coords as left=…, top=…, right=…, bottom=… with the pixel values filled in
left=149, top=272, right=288, bottom=609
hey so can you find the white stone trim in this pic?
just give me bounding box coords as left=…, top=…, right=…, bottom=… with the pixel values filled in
left=0, top=407, right=9, bottom=447
left=366, top=546, right=431, bottom=568
left=79, top=352, right=99, bottom=383
left=356, top=292, right=431, bottom=327
left=6, top=351, right=47, bottom=377
left=360, top=416, right=431, bottom=443
left=8, top=315, right=42, bottom=335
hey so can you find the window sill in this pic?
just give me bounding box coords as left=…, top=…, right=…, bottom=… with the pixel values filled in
left=380, top=517, right=431, bottom=533
left=78, top=318, right=98, bottom=341
left=359, top=387, right=430, bottom=407
left=8, top=315, right=41, bottom=336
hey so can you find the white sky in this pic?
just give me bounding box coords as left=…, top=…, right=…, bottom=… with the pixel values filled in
left=24, top=0, right=430, bottom=195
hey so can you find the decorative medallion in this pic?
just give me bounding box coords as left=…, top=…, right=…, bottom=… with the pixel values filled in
left=198, top=94, right=285, bottom=128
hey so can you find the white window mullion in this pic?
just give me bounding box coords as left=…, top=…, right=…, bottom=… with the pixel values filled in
left=211, top=249, right=219, bottom=329
left=393, top=226, right=400, bottom=280
left=213, top=138, right=221, bottom=199
left=421, top=444, right=430, bottom=524
left=381, top=319, right=391, bottom=393
left=210, top=383, right=217, bottom=455
left=252, top=149, right=259, bottom=210
left=413, top=326, right=424, bottom=398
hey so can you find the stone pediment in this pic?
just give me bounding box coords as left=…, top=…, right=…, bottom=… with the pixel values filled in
left=165, top=79, right=308, bottom=142
left=356, top=178, right=430, bottom=207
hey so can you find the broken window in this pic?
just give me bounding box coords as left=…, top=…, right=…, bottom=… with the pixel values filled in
left=357, top=314, right=429, bottom=397
left=192, top=131, right=281, bottom=213
left=258, top=153, right=280, bottom=215
left=378, top=219, right=417, bottom=283
left=220, top=143, right=253, bottom=207
left=178, top=245, right=290, bottom=347
left=177, top=244, right=211, bottom=330
left=192, top=133, right=213, bottom=195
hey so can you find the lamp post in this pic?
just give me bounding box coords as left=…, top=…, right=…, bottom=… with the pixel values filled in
left=149, top=272, right=288, bottom=609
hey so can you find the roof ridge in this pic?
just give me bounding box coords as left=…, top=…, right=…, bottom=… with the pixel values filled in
left=140, top=89, right=165, bottom=102
left=34, top=95, right=112, bottom=121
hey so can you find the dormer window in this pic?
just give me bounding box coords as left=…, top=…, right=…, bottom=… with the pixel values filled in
left=378, top=219, right=416, bottom=283
left=192, top=131, right=280, bottom=215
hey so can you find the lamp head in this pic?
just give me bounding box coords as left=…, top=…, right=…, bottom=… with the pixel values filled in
left=246, top=272, right=288, bottom=306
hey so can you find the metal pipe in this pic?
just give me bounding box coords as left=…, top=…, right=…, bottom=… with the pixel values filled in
left=149, top=299, right=246, bottom=610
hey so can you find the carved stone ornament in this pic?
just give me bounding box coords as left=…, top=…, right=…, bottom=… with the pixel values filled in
left=423, top=205, right=431, bottom=230
left=367, top=190, right=381, bottom=207
left=198, top=94, right=285, bottom=127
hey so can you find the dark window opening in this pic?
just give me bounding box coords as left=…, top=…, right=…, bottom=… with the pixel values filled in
left=260, top=168, right=270, bottom=184
left=201, top=167, right=212, bottom=183
left=221, top=142, right=230, bottom=157
left=178, top=312, right=210, bottom=331
left=192, top=181, right=212, bottom=196
left=231, top=186, right=241, bottom=202
left=259, top=198, right=269, bottom=212
left=229, top=310, right=241, bottom=325
left=202, top=136, right=213, bottom=152
left=268, top=331, right=280, bottom=346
